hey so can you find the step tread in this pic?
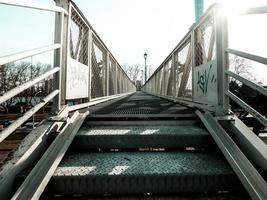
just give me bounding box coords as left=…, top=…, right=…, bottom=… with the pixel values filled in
left=49, top=152, right=240, bottom=195
left=72, top=125, right=213, bottom=149
left=77, top=125, right=209, bottom=136
left=54, top=152, right=232, bottom=176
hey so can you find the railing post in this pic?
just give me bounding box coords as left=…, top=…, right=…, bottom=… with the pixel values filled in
left=115, top=63, right=118, bottom=94
left=88, top=29, right=93, bottom=101
left=191, top=30, right=196, bottom=102
left=171, top=53, right=176, bottom=98
left=214, top=6, right=229, bottom=114
left=53, top=0, right=69, bottom=112
left=106, top=52, right=110, bottom=96
left=162, top=66, right=166, bottom=95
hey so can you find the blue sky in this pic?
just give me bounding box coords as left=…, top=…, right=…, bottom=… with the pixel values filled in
left=0, top=0, right=267, bottom=83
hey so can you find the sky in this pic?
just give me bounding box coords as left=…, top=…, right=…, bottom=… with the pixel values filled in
left=0, top=0, right=267, bottom=83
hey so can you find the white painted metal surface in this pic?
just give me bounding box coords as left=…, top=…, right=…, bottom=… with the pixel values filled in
left=65, top=58, right=89, bottom=99
left=0, top=0, right=68, bottom=14
left=193, top=60, right=218, bottom=105
left=0, top=44, right=61, bottom=66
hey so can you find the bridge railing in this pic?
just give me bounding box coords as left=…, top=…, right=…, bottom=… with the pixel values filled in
left=224, top=7, right=267, bottom=128
left=64, top=1, right=135, bottom=104
left=142, top=4, right=267, bottom=129
left=0, top=0, right=135, bottom=142
left=142, top=4, right=219, bottom=111
left=0, top=0, right=66, bottom=143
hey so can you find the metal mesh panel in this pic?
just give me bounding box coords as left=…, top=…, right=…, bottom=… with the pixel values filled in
left=117, top=68, right=122, bottom=94
left=109, top=58, right=116, bottom=95
left=91, top=41, right=106, bottom=98
left=159, top=68, right=164, bottom=95
left=166, top=59, right=173, bottom=96
left=177, top=42, right=192, bottom=98
left=195, top=15, right=215, bottom=66
left=70, top=8, right=89, bottom=65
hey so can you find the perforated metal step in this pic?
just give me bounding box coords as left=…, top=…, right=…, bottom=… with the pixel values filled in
left=90, top=92, right=195, bottom=116
left=46, top=194, right=247, bottom=200
left=72, top=125, right=213, bottom=149
left=47, top=152, right=241, bottom=195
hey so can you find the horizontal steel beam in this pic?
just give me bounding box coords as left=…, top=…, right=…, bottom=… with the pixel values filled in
left=0, top=121, right=54, bottom=199
left=196, top=111, right=267, bottom=200
left=226, top=48, right=267, bottom=66
left=0, top=44, right=61, bottom=66
left=11, top=111, right=88, bottom=200
left=68, top=92, right=134, bottom=112
left=244, top=6, right=267, bottom=14
left=0, top=67, right=60, bottom=104
left=225, top=115, right=267, bottom=171
left=226, top=70, right=267, bottom=97
left=0, top=0, right=68, bottom=14
left=144, top=92, right=214, bottom=112
left=0, top=90, right=59, bottom=143
left=225, top=90, right=267, bottom=127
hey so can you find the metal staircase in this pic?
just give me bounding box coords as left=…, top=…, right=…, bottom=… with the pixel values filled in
left=13, top=92, right=248, bottom=199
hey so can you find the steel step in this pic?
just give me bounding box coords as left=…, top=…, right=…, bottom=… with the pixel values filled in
left=72, top=125, right=213, bottom=149
left=46, top=151, right=241, bottom=195
left=44, top=194, right=248, bottom=200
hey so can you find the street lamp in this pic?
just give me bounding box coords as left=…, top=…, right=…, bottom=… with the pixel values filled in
left=32, top=90, right=42, bottom=129
left=144, top=52, right=147, bottom=82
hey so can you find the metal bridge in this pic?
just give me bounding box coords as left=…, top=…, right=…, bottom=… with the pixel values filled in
left=0, top=0, right=267, bottom=199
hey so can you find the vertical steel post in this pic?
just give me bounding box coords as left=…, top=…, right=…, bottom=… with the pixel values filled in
left=106, top=52, right=110, bottom=96
left=191, top=30, right=196, bottom=102
left=115, top=63, right=118, bottom=94
left=53, top=0, right=69, bottom=112
left=171, top=53, right=176, bottom=98
left=87, top=29, right=93, bottom=101
left=214, top=5, right=229, bottom=114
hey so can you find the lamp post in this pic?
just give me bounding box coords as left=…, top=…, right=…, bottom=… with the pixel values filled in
left=144, top=52, right=147, bottom=82
left=32, top=90, right=41, bottom=129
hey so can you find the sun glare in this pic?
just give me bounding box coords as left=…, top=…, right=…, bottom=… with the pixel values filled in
left=219, top=0, right=262, bottom=17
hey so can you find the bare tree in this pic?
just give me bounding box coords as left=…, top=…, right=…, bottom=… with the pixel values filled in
left=0, top=61, right=52, bottom=112
left=230, top=55, right=255, bottom=81
left=123, top=64, right=141, bottom=83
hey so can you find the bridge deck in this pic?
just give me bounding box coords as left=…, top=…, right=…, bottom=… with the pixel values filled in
left=88, top=92, right=195, bottom=119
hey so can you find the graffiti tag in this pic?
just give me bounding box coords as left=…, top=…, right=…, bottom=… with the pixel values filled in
left=196, top=64, right=216, bottom=95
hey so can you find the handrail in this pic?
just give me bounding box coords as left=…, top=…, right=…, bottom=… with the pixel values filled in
left=197, top=111, right=267, bottom=200
left=226, top=48, right=267, bottom=66
left=225, top=90, right=267, bottom=127
left=0, top=44, right=61, bottom=66
left=226, top=70, right=267, bottom=97
left=68, top=92, right=134, bottom=112
left=244, top=6, right=267, bottom=15
left=0, top=67, right=60, bottom=104
left=0, top=0, right=68, bottom=15
left=0, top=90, right=59, bottom=143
